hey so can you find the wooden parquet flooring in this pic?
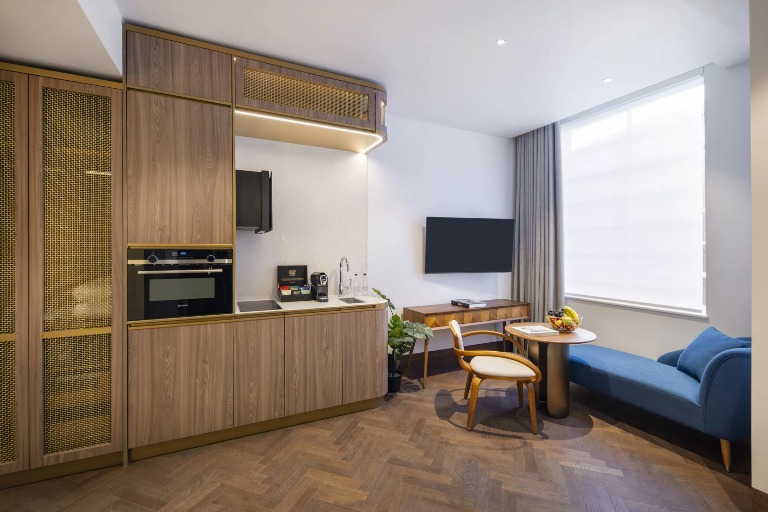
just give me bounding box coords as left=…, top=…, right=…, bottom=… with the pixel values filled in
left=0, top=369, right=756, bottom=511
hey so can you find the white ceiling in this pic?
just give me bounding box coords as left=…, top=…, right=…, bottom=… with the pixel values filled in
left=2, top=0, right=749, bottom=138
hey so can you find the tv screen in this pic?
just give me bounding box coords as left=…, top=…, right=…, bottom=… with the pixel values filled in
left=424, top=217, right=514, bottom=274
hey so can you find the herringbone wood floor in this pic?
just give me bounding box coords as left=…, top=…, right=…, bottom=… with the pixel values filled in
left=0, top=369, right=755, bottom=511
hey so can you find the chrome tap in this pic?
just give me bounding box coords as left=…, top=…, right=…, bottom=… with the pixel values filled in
left=339, top=256, right=350, bottom=296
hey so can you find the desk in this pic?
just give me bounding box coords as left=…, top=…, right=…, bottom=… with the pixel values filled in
left=402, top=299, right=529, bottom=388
left=504, top=323, right=596, bottom=418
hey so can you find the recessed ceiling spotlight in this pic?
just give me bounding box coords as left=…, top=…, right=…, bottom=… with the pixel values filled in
left=496, top=38, right=507, bottom=46
left=602, top=77, right=614, bottom=83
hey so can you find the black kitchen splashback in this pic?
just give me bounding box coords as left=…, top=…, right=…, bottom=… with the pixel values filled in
left=236, top=169, right=272, bottom=233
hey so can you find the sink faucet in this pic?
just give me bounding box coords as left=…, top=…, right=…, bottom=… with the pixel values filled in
left=339, top=256, right=350, bottom=296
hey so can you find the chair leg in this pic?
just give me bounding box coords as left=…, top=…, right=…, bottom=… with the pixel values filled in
left=526, top=382, right=538, bottom=435
left=466, top=376, right=482, bottom=431
left=464, top=372, right=473, bottom=400
left=720, top=439, right=732, bottom=472
left=517, top=382, right=524, bottom=408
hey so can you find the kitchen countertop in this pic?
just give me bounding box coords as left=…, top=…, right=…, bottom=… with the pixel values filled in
left=234, top=295, right=388, bottom=316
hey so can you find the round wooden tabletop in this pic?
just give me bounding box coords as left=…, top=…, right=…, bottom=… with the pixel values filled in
left=504, top=322, right=597, bottom=344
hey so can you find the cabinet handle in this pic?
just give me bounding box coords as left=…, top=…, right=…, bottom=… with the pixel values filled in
left=137, top=269, right=224, bottom=275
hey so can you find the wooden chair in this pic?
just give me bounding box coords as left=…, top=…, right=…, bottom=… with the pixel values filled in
left=448, top=320, right=542, bottom=434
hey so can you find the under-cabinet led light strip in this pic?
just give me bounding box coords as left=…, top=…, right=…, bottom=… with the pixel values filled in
left=234, top=109, right=384, bottom=154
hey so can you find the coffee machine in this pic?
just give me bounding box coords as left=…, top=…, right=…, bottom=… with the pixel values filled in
left=310, top=272, right=329, bottom=302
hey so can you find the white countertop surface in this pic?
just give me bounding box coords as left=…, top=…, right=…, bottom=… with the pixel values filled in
left=234, top=295, right=387, bottom=315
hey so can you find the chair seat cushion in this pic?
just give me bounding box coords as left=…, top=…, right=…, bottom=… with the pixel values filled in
left=470, top=356, right=536, bottom=378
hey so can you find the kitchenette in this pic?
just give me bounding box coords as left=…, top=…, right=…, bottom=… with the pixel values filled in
left=0, top=22, right=388, bottom=486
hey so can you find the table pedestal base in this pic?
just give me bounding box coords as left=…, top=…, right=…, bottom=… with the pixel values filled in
left=528, top=341, right=570, bottom=418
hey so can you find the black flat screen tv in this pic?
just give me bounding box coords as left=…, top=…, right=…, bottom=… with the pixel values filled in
left=424, top=217, right=514, bottom=274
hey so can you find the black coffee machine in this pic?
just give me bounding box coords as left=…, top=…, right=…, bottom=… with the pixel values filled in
left=310, top=272, right=329, bottom=302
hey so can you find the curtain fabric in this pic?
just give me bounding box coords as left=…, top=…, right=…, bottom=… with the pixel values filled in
left=512, top=122, right=564, bottom=321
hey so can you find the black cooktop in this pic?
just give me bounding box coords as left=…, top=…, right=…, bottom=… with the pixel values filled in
left=238, top=300, right=283, bottom=312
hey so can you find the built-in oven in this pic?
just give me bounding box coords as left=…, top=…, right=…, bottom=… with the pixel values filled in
left=127, top=248, right=233, bottom=321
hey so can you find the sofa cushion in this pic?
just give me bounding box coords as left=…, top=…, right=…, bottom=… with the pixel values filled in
left=570, top=345, right=704, bottom=430
left=677, top=327, right=750, bottom=381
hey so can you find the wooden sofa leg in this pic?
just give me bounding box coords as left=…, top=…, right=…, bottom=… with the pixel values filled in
left=720, top=439, right=732, bottom=472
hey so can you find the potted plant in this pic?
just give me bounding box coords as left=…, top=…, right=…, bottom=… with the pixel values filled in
left=373, top=288, right=434, bottom=392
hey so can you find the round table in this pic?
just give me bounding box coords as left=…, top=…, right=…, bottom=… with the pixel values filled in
left=504, top=322, right=596, bottom=418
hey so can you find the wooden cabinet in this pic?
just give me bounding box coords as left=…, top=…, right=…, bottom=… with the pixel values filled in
left=0, top=74, right=125, bottom=470
left=234, top=317, right=284, bottom=426
left=126, top=90, right=233, bottom=245
left=235, top=58, right=377, bottom=131
left=285, top=313, right=342, bottom=415
left=341, top=309, right=387, bottom=404
left=0, top=69, right=28, bottom=476
left=126, top=31, right=232, bottom=103
left=127, top=322, right=233, bottom=448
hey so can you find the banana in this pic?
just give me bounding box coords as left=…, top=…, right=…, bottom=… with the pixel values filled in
left=563, top=306, right=580, bottom=325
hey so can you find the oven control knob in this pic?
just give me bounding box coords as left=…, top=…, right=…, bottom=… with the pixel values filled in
left=207, top=254, right=216, bottom=263
left=147, top=255, right=158, bottom=264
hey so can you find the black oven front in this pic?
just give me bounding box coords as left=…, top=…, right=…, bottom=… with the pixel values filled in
left=127, top=248, right=233, bottom=321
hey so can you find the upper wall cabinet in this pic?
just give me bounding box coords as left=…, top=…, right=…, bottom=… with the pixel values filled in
left=126, top=31, right=232, bottom=104
left=235, top=58, right=376, bottom=131
left=126, top=90, right=233, bottom=245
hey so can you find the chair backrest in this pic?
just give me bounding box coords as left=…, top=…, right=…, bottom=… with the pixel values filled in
left=449, top=320, right=464, bottom=350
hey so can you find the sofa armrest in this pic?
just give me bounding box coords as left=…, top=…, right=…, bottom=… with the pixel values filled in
left=657, top=349, right=684, bottom=367
left=699, top=347, right=751, bottom=440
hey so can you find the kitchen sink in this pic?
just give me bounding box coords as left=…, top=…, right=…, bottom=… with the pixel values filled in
left=338, top=297, right=365, bottom=304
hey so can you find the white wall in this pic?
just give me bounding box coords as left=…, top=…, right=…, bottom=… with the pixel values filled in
left=235, top=136, right=368, bottom=301
left=367, top=115, right=515, bottom=352
left=565, top=62, right=752, bottom=359
left=750, top=0, right=768, bottom=494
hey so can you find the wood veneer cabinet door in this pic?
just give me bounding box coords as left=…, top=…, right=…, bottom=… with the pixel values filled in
left=28, top=76, right=124, bottom=467
left=285, top=313, right=342, bottom=416
left=126, top=31, right=232, bottom=103
left=234, top=317, right=284, bottom=426
left=341, top=309, right=387, bottom=404
left=0, top=70, right=28, bottom=475
left=126, top=90, right=233, bottom=245
left=128, top=322, right=234, bottom=448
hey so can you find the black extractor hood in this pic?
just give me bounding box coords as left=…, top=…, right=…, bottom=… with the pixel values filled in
left=236, top=170, right=272, bottom=233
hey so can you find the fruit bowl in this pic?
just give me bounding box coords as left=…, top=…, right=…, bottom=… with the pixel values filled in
left=546, top=307, right=582, bottom=332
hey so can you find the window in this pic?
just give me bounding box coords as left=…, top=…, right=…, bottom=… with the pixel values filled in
left=561, top=76, right=706, bottom=315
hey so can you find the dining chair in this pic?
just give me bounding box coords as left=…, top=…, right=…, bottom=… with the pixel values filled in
left=448, top=320, right=542, bottom=434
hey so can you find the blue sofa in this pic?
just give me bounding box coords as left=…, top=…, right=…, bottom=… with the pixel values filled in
left=568, top=327, right=751, bottom=471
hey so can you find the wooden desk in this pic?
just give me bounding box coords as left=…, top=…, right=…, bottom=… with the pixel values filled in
left=402, top=299, right=529, bottom=388
left=504, top=323, right=596, bottom=418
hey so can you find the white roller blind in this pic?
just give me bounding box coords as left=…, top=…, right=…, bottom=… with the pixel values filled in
left=561, top=76, right=705, bottom=315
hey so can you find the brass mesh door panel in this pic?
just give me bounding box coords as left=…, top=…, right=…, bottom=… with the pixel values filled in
left=0, top=70, right=28, bottom=475
left=29, top=76, right=122, bottom=467
left=236, top=59, right=376, bottom=131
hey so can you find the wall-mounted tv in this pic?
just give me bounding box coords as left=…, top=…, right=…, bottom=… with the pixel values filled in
left=424, top=217, right=514, bottom=274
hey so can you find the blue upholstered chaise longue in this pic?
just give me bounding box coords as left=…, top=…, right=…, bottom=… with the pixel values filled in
left=568, top=327, right=751, bottom=471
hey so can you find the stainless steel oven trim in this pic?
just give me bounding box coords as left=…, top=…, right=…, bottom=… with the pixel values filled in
left=128, top=259, right=233, bottom=265
left=137, top=269, right=224, bottom=275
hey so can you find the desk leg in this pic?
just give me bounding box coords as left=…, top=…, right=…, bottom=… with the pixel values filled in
left=422, top=337, right=429, bottom=389
left=546, top=344, right=570, bottom=418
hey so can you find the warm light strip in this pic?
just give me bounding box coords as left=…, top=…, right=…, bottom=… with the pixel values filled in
left=235, top=109, right=384, bottom=154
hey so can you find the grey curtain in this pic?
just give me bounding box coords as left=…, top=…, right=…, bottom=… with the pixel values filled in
left=511, top=122, right=564, bottom=322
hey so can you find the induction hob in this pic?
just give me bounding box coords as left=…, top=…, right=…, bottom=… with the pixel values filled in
left=238, top=300, right=283, bottom=312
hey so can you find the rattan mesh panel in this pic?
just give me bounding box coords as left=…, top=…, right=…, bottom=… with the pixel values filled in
left=243, top=68, right=369, bottom=121
left=0, top=80, right=15, bottom=336
left=42, top=88, right=112, bottom=332
left=0, top=340, right=14, bottom=463
left=43, top=334, right=111, bottom=454
left=0, top=79, right=16, bottom=464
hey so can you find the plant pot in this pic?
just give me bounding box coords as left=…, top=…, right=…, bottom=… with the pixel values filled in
left=388, top=371, right=403, bottom=393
